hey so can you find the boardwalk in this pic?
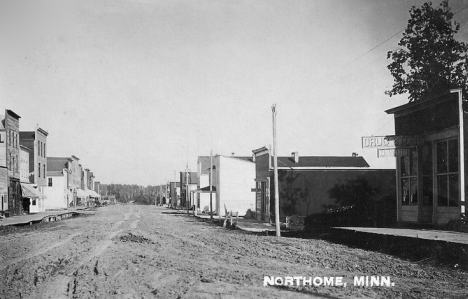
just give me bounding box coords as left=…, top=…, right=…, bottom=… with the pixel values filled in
left=335, top=227, right=468, bottom=245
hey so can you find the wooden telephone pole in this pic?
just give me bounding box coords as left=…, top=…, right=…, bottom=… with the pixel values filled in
left=272, top=104, right=280, bottom=237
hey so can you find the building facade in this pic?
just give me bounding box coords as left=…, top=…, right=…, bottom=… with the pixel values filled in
left=0, top=110, right=22, bottom=215
left=169, top=182, right=180, bottom=207
left=386, top=90, right=466, bottom=225
left=211, top=155, right=256, bottom=217
left=252, top=146, right=395, bottom=223
left=179, top=171, right=198, bottom=208
left=19, top=127, right=49, bottom=212
left=195, top=156, right=218, bottom=213
left=44, top=157, right=73, bottom=210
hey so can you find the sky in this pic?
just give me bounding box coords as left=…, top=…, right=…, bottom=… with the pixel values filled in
left=2, top=0, right=468, bottom=186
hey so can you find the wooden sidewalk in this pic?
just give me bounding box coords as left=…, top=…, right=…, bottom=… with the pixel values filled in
left=334, top=227, right=468, bottom=245
left=0, top=208, right=95, bottom=226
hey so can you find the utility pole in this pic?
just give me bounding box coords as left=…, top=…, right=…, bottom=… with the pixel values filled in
left=272, top=104, right=281, bottom=237
left=210, top=150, right=213, bottom=220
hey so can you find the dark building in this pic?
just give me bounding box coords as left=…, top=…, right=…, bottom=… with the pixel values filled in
left=386, top=90, right=466, bottom=225
left=179, top=171, right=198, bottom=208
left=0, top=110, right=22, bottom=215
left=252, top=146, right=395, bottom=223
left=169, top=181, right=180, bottom=207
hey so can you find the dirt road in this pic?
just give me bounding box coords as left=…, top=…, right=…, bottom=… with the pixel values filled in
left=0, top=204, right=466, bottom=299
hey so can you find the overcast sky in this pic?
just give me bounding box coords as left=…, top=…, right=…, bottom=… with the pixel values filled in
left=2, top=0, right=468, bottom=185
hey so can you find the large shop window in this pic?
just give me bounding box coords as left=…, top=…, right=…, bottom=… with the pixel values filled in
left=401, top=147, right=418, bottom=205
left=422, top=144, right=433, bottom=206
left=437, top=139, right=459, bottom=207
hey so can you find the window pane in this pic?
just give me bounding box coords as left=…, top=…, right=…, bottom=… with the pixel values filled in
left=401, top=156, right=410, bottom=177
left=422, top=176, right=433, bottom=206
left=437, top=142, right=447, bottom=174
left=422, top=144, right=432, bottom=176
left=401, top=178, right=409, bottom=205
left=449, top=174, right=459, bottom=207
left=448, top=139, right=459, bottom=173
left=410, top=148, right=418, bottom=176
left=437, top=175, right=448, bottom=206
left=410, top=178, right=418, bottom=205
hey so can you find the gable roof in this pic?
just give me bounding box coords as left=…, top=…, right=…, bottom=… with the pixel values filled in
left=47, top=157, right=72, bottom=172
left=276, top=156, right=369, bottom=168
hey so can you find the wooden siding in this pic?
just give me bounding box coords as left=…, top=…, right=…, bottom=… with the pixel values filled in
left=255, top=152, right=270, bottom=181
left=273, top=169, right=396, bottom=218
left=400, top=206, right=418, bottom=223
left=395, top=93, right=458, bottom=136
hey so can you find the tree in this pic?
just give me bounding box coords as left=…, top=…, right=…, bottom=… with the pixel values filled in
left=386, top=1, right=468, bottom=102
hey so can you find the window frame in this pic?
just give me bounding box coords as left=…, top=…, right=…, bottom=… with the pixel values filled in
left=400, top=147, right=418, bottom=206
left=436, top=138, right=460, bottom=207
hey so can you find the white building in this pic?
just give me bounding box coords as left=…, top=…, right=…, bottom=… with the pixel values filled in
left=196, top=156, right=216, bottom=213
left=44, top=157, right=73, bottom=210
left=212, top=155, right=256, bottom=217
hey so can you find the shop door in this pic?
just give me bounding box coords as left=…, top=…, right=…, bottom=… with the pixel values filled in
left=261, top=182, right=266, bottom=221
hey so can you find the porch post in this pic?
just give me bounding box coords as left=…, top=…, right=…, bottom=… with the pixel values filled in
left=450, top=89, right=465, bottom=218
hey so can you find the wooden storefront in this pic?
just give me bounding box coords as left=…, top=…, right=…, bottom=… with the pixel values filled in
left=386, top=90, right=466, bottom=225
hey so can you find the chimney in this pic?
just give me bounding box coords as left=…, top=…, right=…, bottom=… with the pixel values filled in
left=292, top=152, right=299, bottom=163
left=231, top=152, right=235, bottom=157
left=352, top=152, right=358, bottom=157
left=252, top=153, right=256, bottom=162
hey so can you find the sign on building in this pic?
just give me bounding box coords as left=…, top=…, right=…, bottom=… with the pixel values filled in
left=377, top=148, right=411, bottom=158
left=362, top=135, right=424, bottom=148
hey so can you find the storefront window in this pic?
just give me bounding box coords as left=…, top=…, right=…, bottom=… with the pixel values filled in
left=422, top=144, right=433, bottom=206
left=437, top=139, right=459, bottom=207
left=401, top=147, right=418, bottom=205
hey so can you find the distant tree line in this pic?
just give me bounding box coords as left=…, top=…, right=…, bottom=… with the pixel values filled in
left=101, top=184, right=166, bottom=205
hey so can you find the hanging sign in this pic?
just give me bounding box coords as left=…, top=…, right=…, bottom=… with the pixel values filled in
left=362, top=135, right=424, bottom=148
left=377, top=148, right=411, bottom=158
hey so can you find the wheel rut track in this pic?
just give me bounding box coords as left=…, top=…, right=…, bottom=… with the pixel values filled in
left=36, top=207, right=140, bottom=298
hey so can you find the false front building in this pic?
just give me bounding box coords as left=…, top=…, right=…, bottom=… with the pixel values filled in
left=19, top=127, right=49, bottom=212
left=386, top=90, right=466, bottom=225
left=0, top=110, right=22, bottom=216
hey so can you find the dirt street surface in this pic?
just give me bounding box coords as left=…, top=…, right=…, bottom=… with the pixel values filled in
left=0, top=205, right=467, bottom=299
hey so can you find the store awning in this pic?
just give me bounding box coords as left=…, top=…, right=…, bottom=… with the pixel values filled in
left=21, top=183, right=43, bottom=199
left=76, top=188, right=88, bottom=198
left=89, top=190, right=101, bottom=198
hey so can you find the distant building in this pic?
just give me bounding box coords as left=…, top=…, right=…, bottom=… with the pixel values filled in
left=44, top=157, right=73, bottom=210
left=210, top=155, right=256, bottom=217
left=252, top=146, right=395, bottom=223
left=19, top=144, right=43, bottom=214
left=169, top=182, right=180, bottom=207
left=19, top=127, right=49, bottom=212
left=0, top=110, right=22, bottom=215
left=19, top=145, right=30, bottom=183
left=179, top=171, right=198, bottom=208
left=94, top=181, right=101, bottom=195
left=195, top=156, right=216, bottom=213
